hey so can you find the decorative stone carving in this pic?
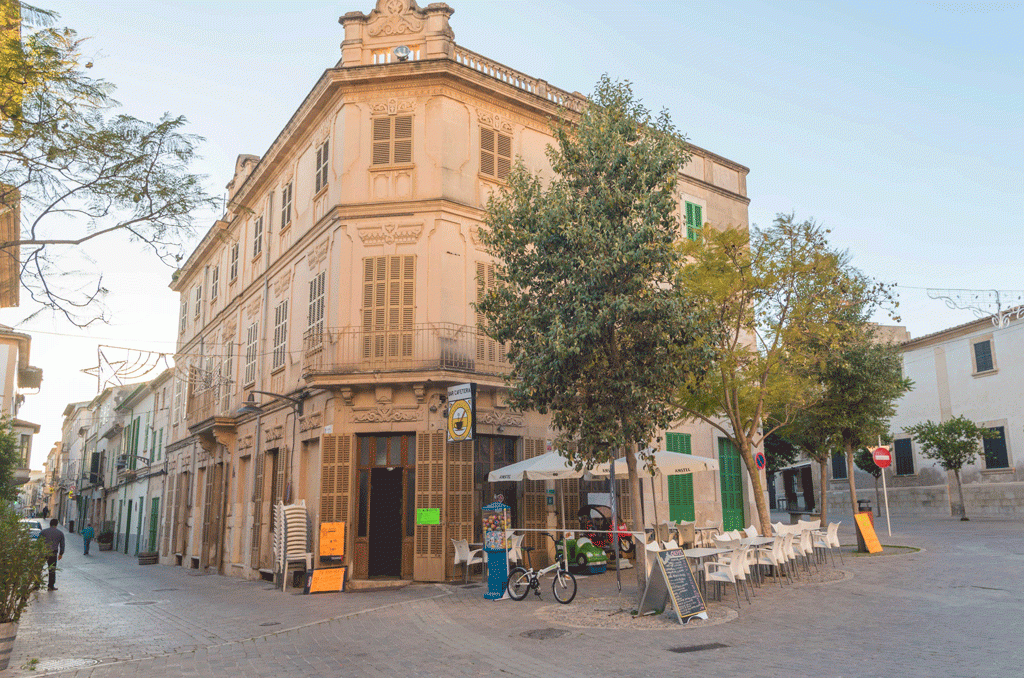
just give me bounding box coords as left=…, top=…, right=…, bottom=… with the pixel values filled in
left=264, top=425, right=285, bottom=444
left=476, top=109, right=514, bottom=134
left=370, top=97, right=416, bottom=115
left=307, top=239, right=329, bottom=270
left=494, top=391, right=509, bottom=409
left=238, top=435, right=254, bottom=453
left=315, top=115, right=334, bottom=146
left=357, top=223, right=423, bottom=246
left=223, top=317, right=237, bottom=340
left=479, top=410, right=523, bottom=428
left=354, top=406, right=422, bottom=423
left=272, top=270, right=292, bottom=298
left=366, top=0, right=425, bottom=37
left=247, top=295, right=262, bottom=318
left=299, top=411, right=323, bottom=433
left=375, top=386, right=393, bottom=404
left=413, top=384, right=425, bottom=403
left=340, top=387, right=354, bottom=406
left=469, top=224, right=486, bottom=247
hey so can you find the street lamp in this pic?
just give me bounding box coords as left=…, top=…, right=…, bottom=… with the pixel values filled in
left=236, top=390, right=306, bottom=417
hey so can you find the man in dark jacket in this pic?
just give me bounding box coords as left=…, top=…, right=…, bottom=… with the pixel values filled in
left=39, top=519, right=65, bottom=591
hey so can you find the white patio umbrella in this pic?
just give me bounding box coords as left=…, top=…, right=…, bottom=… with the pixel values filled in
left=588, top=448, right=719, bottom=536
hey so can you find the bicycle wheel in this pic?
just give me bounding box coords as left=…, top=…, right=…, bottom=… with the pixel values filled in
left=551, top=569, right=577, bottom=604
left=506, top=568, right=531, bottom=601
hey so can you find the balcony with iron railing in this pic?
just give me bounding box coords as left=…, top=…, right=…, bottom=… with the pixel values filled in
left=302, top=323, right=512, bottom=382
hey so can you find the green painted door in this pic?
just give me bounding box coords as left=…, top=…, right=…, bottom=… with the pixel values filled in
left=123, top=500, right=133, bottom=554
left=718, top=438, right=744, bottom=531
left=666, top=433, right=695, bottom=522
left=149, top=498, right=160, bottom=553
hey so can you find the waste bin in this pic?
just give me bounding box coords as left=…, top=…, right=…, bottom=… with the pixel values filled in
left=68, top=519, right=75, bottom=534
left=857, top=499, right=872, bottom=513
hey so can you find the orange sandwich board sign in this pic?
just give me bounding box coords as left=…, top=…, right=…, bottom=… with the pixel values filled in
left=319, top=522, right=345, bottom=561
left=854, top=512, right=883, bottom=554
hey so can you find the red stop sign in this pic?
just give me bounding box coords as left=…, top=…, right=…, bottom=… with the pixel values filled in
left=872, top=446, right=892, bottom=468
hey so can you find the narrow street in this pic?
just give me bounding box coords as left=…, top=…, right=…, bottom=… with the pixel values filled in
left=7, top=514, right=1024, bottom=677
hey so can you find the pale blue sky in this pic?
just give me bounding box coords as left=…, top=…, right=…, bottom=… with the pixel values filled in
left=4, top=1, right=1022, bottom=467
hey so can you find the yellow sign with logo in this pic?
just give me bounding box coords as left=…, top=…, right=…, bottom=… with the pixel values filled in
left=855, top=512, right=883, bottom=554
left=447, top=383, right=475, bottom=442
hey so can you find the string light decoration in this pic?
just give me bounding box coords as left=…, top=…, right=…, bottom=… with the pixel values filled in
left=927, top=289, right=1024, bottom=328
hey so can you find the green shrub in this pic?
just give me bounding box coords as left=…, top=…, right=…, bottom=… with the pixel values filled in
left=0, top=503, right=50, bottom=623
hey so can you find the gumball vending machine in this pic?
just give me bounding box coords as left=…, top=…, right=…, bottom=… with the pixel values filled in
left=481, top=502, right=510, bottom=599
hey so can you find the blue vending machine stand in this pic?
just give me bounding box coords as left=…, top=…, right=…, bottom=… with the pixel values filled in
left=482, top=502, right=510, bottom=600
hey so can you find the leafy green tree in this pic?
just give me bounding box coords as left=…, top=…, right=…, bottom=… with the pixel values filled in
left=854, top=447, right=883, bottom=517
left=673, top=216, right=878, bottom=535
left=477, top=76, right=718, bottom=585
left=905, top=416, right=997, bottom=521
left=0, top=416, right=23, bottom=503
left=1, top=2, right=215, bottom=325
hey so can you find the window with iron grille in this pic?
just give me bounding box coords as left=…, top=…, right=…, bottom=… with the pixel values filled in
left=315, top=140, right=330, bottom=193
left=252, top=216, right=263, bottom=259
left=480, top=127, right=511, bottom=180
left=983, top=426, right=1009, bottom=469
left=272, top=300, right=288, bottom=371
left=685, top=201, right=703, bottom=241
left=973, top=339, right=994, bottom=373
left=831, top=450, right=847, bottom=479
left=894, top=438, right=914, bottom=475
left=210, top=266, right=219, bottom=301
left=229, top=243, right=239, bottom=281
left=280, top=181, right=293, bottom=229
left=307, top=271, right=326, bottom=342
left=244, top=322, right=258, bottom=386
left=371, top=115, right=412, bottom=166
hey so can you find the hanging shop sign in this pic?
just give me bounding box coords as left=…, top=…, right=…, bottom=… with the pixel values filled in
left=447, top=383, right=476, bottom=443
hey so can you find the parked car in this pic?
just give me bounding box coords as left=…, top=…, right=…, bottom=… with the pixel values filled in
left=19, top=519, right=43, bottom=539
left=577, top=504, right=634, bottom=555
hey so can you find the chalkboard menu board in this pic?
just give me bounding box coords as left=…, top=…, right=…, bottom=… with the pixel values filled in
left=637, top=548, right=706, bottom=624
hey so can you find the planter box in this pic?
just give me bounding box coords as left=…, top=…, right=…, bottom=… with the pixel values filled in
left=0, top=621, right=17, bottom=671
left=97, top=542, right=113, bottom=551
left=138, top=552, right=159, bottom=565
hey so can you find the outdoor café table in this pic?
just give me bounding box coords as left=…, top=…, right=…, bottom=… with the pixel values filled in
left=694, top=526, right=719, bottom=547
left=683, top=547, right=731, bottom=600
left=739, top=536, right=775, bottom=547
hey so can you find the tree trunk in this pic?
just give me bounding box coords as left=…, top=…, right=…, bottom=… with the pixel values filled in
left=954, top=469, right=969, bottom=521
left=625, top=444, right=647, bottom=595
left=874, top=476, right=881, bottom=517
left=845, top=442, right=858, bottom=517
left=737, top=439, right=772, bottom=536
left=817, top=460, right=829, bottom=527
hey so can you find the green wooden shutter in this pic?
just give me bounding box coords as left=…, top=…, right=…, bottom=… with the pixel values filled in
left=666, top=433, right=695, bottom=522
left=685, top=202, right=703, bottom=241
left=148, top=498, right=159, bottom=552
left=718, top=438, right=744, bottom=531
left=983, top=427, right=1008, bottom=469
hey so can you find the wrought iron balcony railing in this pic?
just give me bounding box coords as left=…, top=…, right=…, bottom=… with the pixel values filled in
left=302, top=323, right=511, bottom=379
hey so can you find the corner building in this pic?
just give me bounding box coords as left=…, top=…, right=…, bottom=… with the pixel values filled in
left=166, top=0, right=753, bottom=583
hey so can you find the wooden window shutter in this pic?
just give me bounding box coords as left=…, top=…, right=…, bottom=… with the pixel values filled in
left=475, top=262, right=507, bottom=367
left=521, top=439, right=549, bottom=565
left=447, top=439, right=474, bottom=577
left=363, top=256, right=415, bottom=361
left=480, top=128, right=495, bottom=176
left=832, top=451, right=847, bottom=479
left=250, top=451, right=265, bottom=567
left=372, top=117, right=392, bottom=165
left=414, top=431, right=446, bottom=581
left=974, top=340, right=994, bottom=372
left=161, top=473, right=176, bottom=555
left=175, top=471, right=188, bottom=555
left=496, top=132, right=512, bottom=179
left=894, top=438, right=914, bottom=476
left=617, top=478, right=633, bottom=525
left=665, top=432, right=695, bottom=522
left=320, top=434, right=353, bottom=524
left=685, top=201, right=703, bottom=241
left=393, top=115, right=412, bottom=164
left=983, top=427, right=1009, bottom=469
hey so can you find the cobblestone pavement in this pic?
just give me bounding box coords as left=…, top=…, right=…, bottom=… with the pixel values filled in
left=5, top=512, right=1022, bottom=677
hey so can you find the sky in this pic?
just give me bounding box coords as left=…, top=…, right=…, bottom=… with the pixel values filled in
left=3, top=0, right=1022, bottom=470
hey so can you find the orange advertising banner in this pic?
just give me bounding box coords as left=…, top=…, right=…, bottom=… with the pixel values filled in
left=307, top=567, right=346, bottom=593
left=854, top=512, right=883, bottom=554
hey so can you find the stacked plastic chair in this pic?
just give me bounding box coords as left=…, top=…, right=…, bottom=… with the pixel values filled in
left=274, top=499, right=312, bottom=591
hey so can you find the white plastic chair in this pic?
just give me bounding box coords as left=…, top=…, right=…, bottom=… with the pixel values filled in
left=813, top=521, right=843, bottom=565
left=451, top=539, right=483, bottom=583
left=506, top=533, right=525, bottom=565
left=744, top=524, right=759, bottom=538
left=779, top=532, right=800, bottom=580
left=704, top=545, right=750, bottom=609
left=754, top=537, right=791, bottom=587
left=662, top=539, right=679, bottom=550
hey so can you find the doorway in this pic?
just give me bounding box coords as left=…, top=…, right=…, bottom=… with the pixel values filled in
left=368, top=468, right=403, bottom=577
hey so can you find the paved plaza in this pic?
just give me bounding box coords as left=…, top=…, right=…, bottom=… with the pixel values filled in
left=5, top=513, right=1022, bottom=677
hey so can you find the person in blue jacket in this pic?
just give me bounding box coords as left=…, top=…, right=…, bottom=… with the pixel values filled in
left=81, top=523, right=96, bottom=555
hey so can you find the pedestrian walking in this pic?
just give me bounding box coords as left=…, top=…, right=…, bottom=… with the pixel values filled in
left=81, top=523, right=95, bottom=555
left=39, top=518, right=65, bottom=590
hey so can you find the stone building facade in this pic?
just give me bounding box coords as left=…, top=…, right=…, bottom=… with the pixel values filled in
left=164, top=0, right=753, bottom=584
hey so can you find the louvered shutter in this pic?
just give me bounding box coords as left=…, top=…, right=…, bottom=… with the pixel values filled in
left=363, top=256, right=415, bottom=364
left=983, top=427, right=1009, bottom=469
left=393, top=115, right=412, bottom=164
left=447, top=440, right=474, bottom=579
left=251, top=451, right=265, bottom=567
left=480, top=128, right=495, bottom=176
left=476, top=262, right=507, bottom=369
left=617, top=477, right=634, bottom=525
left=666, top=432, right=695, bottom=521
left=894, top=438, right=914, bottom=476
left=161, top=473, right=176, bottom=555
left=685, top=202, right=703, bottom=241
left=175, top=471, right=188, bottom=554
left=201, top=466, right=214, bottom=567
left=414, top=431, right=446, bottom=581
left=496, top=133, right=511, bottom=179
left=521, top=439, right=549, bottom=566
left=372, top=117, right=392, bottom=165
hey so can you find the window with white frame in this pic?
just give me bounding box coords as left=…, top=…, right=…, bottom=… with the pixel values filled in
left=272, top=300, right=288, bottom=371
left=308, top=271, right=326, bottom=343
left=244, top=323, right=258, bottom=386
left=193, top=284, right=202, bottom=319
left=315, top=140, right=330, bottom=193
left=229, top=243, right=239, bottom=282
left=252, top=216, right=264, bottom=259
left=210, top=266, right=219, bottom=301
left=281, top=181, right=293, bottom=229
